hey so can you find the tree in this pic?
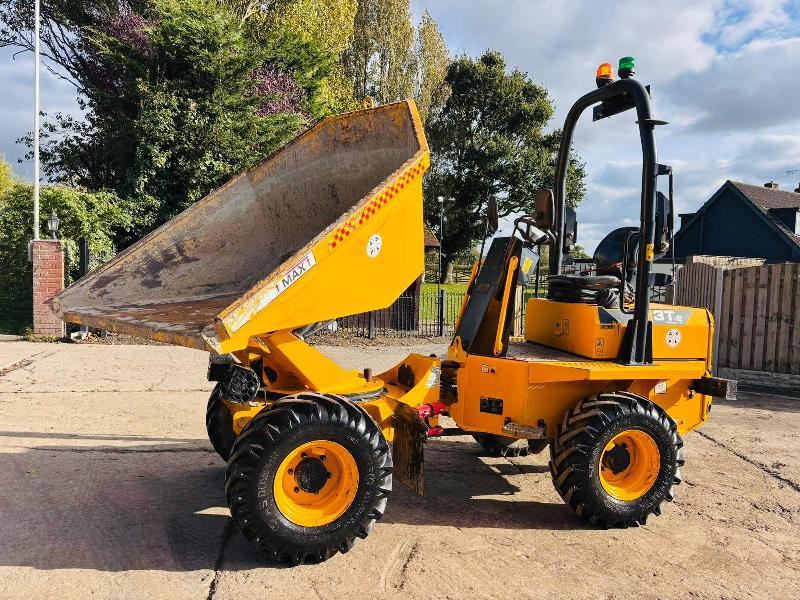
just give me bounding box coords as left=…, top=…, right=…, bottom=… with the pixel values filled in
left=424, top=51, right=586, bottom=283
left=0, top=159, right=13, bottom=196
left=0, top=161, right=130, bottom=333
left=571, top=244, right=591, bottom=259
left=3, top=0, right=344, bottom=245
left=239, top=0, right=359, bottom=113
left=341, top=2, right=447, bottom=121
left=412, top=10, right=449, bottom=123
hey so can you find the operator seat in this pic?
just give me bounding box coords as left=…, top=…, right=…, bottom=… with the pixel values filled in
left=547, top=227, right=638, bottom=306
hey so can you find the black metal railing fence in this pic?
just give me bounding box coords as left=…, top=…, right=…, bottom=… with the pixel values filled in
left=311, top=260, right=666, bottom=340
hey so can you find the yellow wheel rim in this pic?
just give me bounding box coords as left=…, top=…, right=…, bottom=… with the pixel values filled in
left=599, top=429, right=661, bottom=501
left=273, top=440, right=359, bottom=527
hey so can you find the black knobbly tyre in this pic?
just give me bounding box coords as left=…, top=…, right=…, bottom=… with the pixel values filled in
left=549, top=391, right=684, bottom=528
left=224, top=392, right=392, bottom=565
left=473, top=433, right=548, bottom=457
left=206, top=384, right=236, bottom=461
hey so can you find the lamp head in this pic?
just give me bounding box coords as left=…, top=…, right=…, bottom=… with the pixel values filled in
left=47, top=211, right=60, bottom=240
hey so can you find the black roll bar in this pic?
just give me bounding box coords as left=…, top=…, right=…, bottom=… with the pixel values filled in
left=551, top=77, right=660, bottom=364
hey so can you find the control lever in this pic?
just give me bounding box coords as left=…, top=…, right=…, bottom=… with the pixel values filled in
left=514, top=216, right=547, bottom=245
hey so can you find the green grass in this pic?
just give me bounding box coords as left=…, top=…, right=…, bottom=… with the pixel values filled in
left=419, top=282, right=467, bottom=323
left=420, top=282, right=468, bottom=296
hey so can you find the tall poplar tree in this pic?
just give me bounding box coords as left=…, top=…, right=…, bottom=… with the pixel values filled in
left=341, top=1, right=447, bottom=121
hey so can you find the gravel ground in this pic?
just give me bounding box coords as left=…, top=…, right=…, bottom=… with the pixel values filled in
left=0, top=340, right=798, bottom=599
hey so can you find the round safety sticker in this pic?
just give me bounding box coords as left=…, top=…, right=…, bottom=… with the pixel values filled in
left=366, top=233, right=382, bottom=258
left=666, top=328, right=681, bottom=348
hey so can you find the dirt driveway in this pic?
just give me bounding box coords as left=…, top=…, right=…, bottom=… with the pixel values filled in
left=0, top=340, right=798, bottom=599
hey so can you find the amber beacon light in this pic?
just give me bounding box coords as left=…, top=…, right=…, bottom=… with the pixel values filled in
left=595, top=62, right=614, bottom=87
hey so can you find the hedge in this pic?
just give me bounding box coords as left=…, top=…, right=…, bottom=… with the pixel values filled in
left=0, top=176, right=130, bottom=333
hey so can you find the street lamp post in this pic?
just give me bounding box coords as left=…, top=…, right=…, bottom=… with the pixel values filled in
left=32, top=0, right=41, bottom=241
left=437, top=196, right=444, bottom=292
left=436, top=196, right=445, bottom=336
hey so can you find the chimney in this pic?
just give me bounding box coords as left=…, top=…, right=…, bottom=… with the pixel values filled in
left=795, top=182, right=800, bottom=193
left=764, top=181, right=779, bottom=189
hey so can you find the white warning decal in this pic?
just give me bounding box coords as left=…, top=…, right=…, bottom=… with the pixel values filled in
left=367, top=233, right=382, bottom=258
left=262, top=252, right=316, bottom=306
left=652, top=309, right=690, bottom=326
left=228, top=252, right=317, bottom=333
left=666, top=328, right=681, bottom=348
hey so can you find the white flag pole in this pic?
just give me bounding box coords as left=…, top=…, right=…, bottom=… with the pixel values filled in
left=33, top=0, right=41, bottom=240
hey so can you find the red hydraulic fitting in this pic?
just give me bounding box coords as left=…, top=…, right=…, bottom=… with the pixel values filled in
left=429, top=401, right=448, bottom=416
left=415, top=402, right=448, bottom=419
left=415, top=404, right=432, bottom=419
left=426, top=426, right=444, bottom=438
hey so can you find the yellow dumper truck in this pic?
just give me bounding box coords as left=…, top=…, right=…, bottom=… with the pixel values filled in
left=56, top=60, right=734, bottom=564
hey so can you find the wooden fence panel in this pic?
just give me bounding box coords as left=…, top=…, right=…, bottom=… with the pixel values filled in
left=740, top=267, right=757, bottom=370
left=764, top=264, right=782, bottom=372
left=752, top=265, right=768, bottom=371
left=777, top=264, right=793, bottom=373
left=676, top=260, right=800, bottom=374
left=790, top=265, right=800, bottom=375
left=729, top=269, right=745, bottom=368
left=675, top=262, right=718, bottom=311
left=718, top=269, right=732, bottom=368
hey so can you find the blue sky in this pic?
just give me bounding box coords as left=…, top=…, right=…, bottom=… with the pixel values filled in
left=410, top=0, right=800, bottom=250
left=2, top=0, right=800, bottom=252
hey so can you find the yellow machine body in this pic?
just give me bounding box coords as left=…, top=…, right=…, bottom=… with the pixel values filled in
left=56, top=97, right=721, bottom=502
left=445, top=290, right=715, bottom=443
left=51, top=83, right=731, bottom=562
left=524, top=298, right=711, bottom=360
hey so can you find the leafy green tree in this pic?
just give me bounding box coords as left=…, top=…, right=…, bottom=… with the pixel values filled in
left=571, top=244, right=591, bottom=259
left=412, top=10, right=449, bottom=123
left=86, top=0, right=317, bottom=242
left=4, top=0, right=341, bottom=246
left=0, top=166, right=130, bottom=333
left=424, top=51, right=586, bottom=282
left=341, top=1, right=447, bottom=121
left=0, top=159, right=13, bottom=196
left=238, top=0, right=359, bottom=114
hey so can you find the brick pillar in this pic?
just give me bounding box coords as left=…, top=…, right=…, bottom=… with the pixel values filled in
left=31, top=240, right=65, bottom=337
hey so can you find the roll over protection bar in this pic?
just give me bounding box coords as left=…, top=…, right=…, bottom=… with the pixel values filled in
left=551, top=78, right=662, bottom=365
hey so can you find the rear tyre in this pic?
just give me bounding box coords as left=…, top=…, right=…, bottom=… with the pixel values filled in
left=549, top=392, right=684, bottom=528
left=206, top=384, right=235, bottom=461
left=225, top=393, right=392, bottom=564
left=473, top=434, right=547, bottom=457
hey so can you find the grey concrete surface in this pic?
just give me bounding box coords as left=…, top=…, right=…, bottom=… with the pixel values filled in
left=0, top=340, right=798, bottom=599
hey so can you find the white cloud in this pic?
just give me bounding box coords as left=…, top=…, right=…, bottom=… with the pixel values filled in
left=666, top=37, right=800, bottom=132
left=2, top=1, right=798, bottom=255
left=0, top=47, right=81, bottom=180
left=713, top=0, right=797, bottom=48
left=413, top=0, right=800, bottom=252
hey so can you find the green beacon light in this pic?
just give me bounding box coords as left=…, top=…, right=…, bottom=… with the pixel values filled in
left=618, top=56, right=635, bottom=78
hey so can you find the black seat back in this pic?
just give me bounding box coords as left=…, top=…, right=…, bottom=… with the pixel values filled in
left=593, top=226, right=639, bottom=280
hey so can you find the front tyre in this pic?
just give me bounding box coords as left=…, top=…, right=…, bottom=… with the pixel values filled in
left=224, top=393, right=392, bottom=564
left=206, top=384, right=235, bottom=461
left=549, top=392, right=684, bottom=528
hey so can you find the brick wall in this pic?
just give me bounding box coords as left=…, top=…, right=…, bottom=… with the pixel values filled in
left=31, top=240, right=65, bottom=337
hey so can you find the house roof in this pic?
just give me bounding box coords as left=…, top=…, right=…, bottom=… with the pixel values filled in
left=730, top=181, right=800, bottom=210
left=675, top=180, right=800, bottom=254
left=423, top=223, right=440, bottom=248
left=729, top=181, right=800, bottom=245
